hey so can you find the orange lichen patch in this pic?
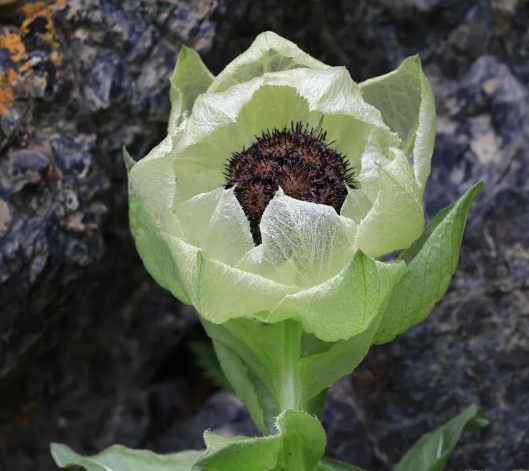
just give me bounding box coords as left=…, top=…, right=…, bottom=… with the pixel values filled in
left=21, top=1, right=52, bottom=18
left=0, top=32, right=26, bottom=62
left=0, top=33, right=26, bottom=114
left=20, top=1, right=62, bottom=52
left=18, top=60, right=32, bottom=73
left=20, top=0, right=66, bottom=23
left=21, top=0, right=67, bottom=13
left=0, top=25, right=29, bottom=87
left=0, top=1, right=65, bottom=107
left=0, top=74, right=16, bottom=115
left=50, top=48, right=63, bottom=66
left=21, top=11, right=54, bottom=37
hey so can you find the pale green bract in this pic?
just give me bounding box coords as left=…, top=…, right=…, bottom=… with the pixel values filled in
left=128, top=32, right=438, bottom=343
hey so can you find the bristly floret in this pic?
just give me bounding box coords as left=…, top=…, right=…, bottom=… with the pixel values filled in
left=225, top=122, right=355, bottom=245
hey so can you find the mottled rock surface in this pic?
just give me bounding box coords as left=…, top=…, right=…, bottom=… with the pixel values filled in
left=0, top=0, right=528, bottom=470
left=0, top=1, right=242, bottom=469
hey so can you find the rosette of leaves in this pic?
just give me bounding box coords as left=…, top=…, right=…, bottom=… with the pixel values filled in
left=125, top=32, right=482, bottom=433
left=52, top=405, right=489, bottom=471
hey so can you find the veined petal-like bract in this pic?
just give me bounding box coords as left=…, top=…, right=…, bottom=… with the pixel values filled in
left=128, top=32, right=436, bottom=343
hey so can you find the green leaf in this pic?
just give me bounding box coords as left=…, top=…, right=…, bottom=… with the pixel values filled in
left=195, top=432, right=282, bottom=471
left=123, top=146, right=136, bottom=173
left=194, top=409, right=326, bottom=471
left=51, top=443, right=203, bottom=471
left=169, top=45, right=214, bottom=133
left=374, top=182, right=483, bottom=344
left=296, top=311, right=382, bottom=408
left=203, top=289, right=394, bottom=435
left=359, top=56, right=436, bottom=194
left=202, top=318, right=300, bottom=433
left=275, top=409, right=326, bottom=471
left=394, top=404, right=489, bottom=471
left=318, top=457, right=369, bottom=471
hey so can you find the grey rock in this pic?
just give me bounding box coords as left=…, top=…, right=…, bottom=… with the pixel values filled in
left=0, top=0, right=245, bottom=470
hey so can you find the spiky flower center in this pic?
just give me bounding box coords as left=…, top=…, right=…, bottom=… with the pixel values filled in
left=226, top=122, right=354, bottom=245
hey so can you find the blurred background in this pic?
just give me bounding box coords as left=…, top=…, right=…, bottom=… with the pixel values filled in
left=0, top=1, right=528, bottom=470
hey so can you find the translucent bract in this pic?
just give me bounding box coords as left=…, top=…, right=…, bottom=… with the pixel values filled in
left=128, top=32, right=436, bottom=342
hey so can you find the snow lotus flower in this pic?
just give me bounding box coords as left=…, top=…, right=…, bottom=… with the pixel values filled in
left=52, top=33, right=486, bottom=471
left=128, top=31, right=439, bottom=343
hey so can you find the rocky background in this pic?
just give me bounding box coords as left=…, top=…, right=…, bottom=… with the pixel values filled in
left=0, top=1, right=527, bottom=470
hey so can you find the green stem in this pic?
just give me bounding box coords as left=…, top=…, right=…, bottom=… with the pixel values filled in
left=279, top=319, right=302, bottom=410
left=283, top=435, right=304, bottom=471
left=279, top=319, right=304, bottom=470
